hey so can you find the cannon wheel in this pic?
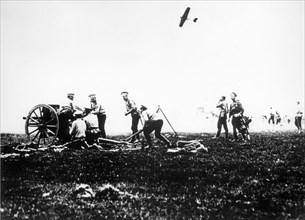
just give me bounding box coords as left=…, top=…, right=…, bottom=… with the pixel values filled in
left=25, top=104, right=59, bottom=147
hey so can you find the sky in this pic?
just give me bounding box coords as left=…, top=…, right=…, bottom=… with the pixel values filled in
left=1, top=1, right=304, bottom=134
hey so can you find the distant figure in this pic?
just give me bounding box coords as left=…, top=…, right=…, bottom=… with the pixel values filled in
left=83, top=108, right=101, bottom=144
left=121, top=91, right=141, bottom=143
left=214, top=96, right=229, bottom=139
left=89, top=94, right=107, bottom=138
left=275, top=111, right=281, bottom=125
left=295, top=101, right=303, bottom=134
left=268, top=107, right=275, bottom=125
left=139, top=105, right=171, bottom=149
left=283, top=115, right=291, bottom=124
left=228, top=92, right=250, bottom=142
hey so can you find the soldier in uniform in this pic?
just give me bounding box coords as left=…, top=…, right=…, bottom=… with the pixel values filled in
left=69, top=110, right=86, bottom=140
left=58, top=93, right=82, bottom=142
left=295, top=101, right=303, bottom=134
left=275, top=111, right=281, bottom=125
left=63, top=93, right=83, bottom=114
left=214, top=96, right=229, bottom=139
left=83, top=107, right=101, bottom=145
left=68, top=110, right=89, bottom=148
left=268, top=107, right=275, bottom=125
left=89, top=94, right=107, bottom=138
left=228, top=92, right=249, bottom=142
left=139, top=105, right=171, bottom=149
left=121, top=91, right=141, bottom=143
left=67, top=93, right=76, bottom=113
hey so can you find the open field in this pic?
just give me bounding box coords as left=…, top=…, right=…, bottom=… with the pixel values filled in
left=1, top=132, right=305, bottom=219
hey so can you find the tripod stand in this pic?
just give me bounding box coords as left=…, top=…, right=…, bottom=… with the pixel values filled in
left=156, top=105, right=178, bottom=137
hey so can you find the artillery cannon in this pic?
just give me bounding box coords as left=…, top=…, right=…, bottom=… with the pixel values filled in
left=24, top=104, right=132, bottom=147
left=24, top=104, right=74, bottom=147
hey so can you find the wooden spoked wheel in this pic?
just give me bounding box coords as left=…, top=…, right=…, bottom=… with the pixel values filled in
left=25, top=104, right=59, bottom=147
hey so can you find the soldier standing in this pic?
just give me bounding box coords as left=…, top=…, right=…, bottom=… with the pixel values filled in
left=268, top=107, right=275, bottom=125
left=214, top=96, right=229, bottom=139
left=58, top=93, right=82, bottom=142
left=121, top=91, right=141, bottom=143
left=275, top=111, right=281, bottom=125
left=228, top=92, right=249, bottom=142
left=89, top=94, right=107, bottom=138
left=64, top=93, right=83, bottom=114
left=295, top=101, right=303, bottom=134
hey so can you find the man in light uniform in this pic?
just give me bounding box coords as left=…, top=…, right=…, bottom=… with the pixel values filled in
left=228, top=92, right=249, bottom=142
left=58, top=93, right=82, bottom=142
left=69, top=111, right=86, bottom=140
left=89, top=94, right=107, bottom=138
left=68, top=110, right=89, bottom=148
left=63, top=93, right=83, bottom=114
left=121, top=91, right=141, bottom=143
left=83, top=108, right=101, bottom=144
left=275, top=111, right=281, bottom=125
left=268, top=107, right=275, bottom=125
left=214, top=96, right=229, bottom=139
left=139, top=105, right=171, bottom=149
left=295, top=101, right=303, bottom=134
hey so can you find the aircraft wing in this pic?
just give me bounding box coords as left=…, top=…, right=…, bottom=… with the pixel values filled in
left=179, top=7, right=190, bottom=27
left=182, top=7, right=190, bottom=18
left=179, top=17, right=187, bottom=27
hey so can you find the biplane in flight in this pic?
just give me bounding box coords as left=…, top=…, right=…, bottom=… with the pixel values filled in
left=179, top=7, right=198, bottom=27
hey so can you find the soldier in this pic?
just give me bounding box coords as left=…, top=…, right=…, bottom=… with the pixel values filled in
left=83, top=107, right=101, bottom=145
left=275, top=111, right=281, bottom=125
left=228, top=92, right=249, bottom=142
left=268, top=107, right=275, bottom=125
left=121, top=91, right=141, bottom=143
left=139, top=105, right=171, bottom=149
left=295, top=101, right=303, bottom=134
left=64, top=93, right=83, bottom=114
left=68, top=110, right=89, bottom=149
left=89, top=94, right=107, bottom=138
left=69, top=111, right=86, bottom=140
left=214, top=96, right=229, bottom=139
left=58, top=93, right=82, bottom=142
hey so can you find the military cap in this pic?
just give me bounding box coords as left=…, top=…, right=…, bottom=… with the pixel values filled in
left=74, top=110, right=83, bottom=117
left=140, top=105, right=147, bottom=111
left=231, top=92, right=237, bottom=97
left=121, top=91, right=128, bottom=95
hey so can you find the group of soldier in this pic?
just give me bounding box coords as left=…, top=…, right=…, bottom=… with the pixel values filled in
left=267, top=107, right=282, bottom=125
left=62, top=91, right=303, bottom=148
left=214, top=92, right=251, bottom=143
left=266, top=102, right=303, bottom=134
left=62, top=91, right=171, bottom=149
left=215, top=93, right=303, bottom=141
left=63, top=93, right=106, bottom=145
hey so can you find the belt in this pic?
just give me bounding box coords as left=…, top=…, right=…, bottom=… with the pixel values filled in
left=88, top=127, right=99, bottom=130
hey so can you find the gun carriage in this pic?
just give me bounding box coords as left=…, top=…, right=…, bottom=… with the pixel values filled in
left=24, top=104, right=74, bottom=147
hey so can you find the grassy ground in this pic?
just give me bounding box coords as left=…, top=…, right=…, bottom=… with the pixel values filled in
left=1, top=132, right=305, bottom=219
